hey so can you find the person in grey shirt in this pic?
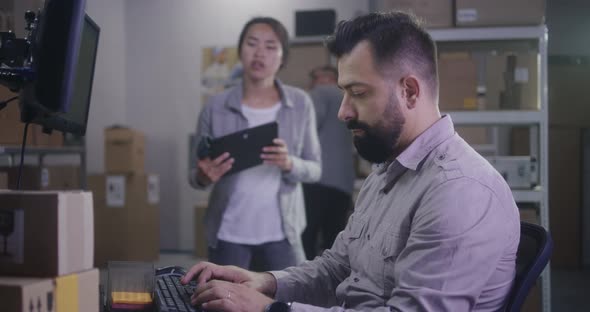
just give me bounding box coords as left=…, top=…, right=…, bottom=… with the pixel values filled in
left=182, top=11, right=520, bottom=312
left=302, top=65, right=355, bottom=260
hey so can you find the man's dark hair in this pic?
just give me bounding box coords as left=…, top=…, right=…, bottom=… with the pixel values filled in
left=326, top=11, right=438, bottom=93
left=238, top=17, right=290, bottom=68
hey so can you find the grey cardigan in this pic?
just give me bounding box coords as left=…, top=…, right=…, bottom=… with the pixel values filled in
left=189, top=79, right=322, bottom=256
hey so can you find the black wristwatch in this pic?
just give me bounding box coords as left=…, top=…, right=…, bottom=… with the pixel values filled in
left=264, top=301, right=292, bottom=312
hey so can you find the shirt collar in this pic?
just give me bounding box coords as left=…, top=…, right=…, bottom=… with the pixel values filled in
left=377, top=115, right=455, bottom=191
left=225, top=78, right=293, bottom=112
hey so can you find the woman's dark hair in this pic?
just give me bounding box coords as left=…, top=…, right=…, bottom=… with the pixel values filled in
left=238, top=17, right=290, bottom=67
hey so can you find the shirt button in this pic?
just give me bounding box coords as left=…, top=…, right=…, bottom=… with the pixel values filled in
left=367, top=234, right=370, bottom=240
left=353, top=277, right=359, bottom=282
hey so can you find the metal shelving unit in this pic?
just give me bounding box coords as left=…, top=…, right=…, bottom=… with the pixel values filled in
left=0, top=144, right=87, bottom=188
left=436, top=25, right=550, bottom=312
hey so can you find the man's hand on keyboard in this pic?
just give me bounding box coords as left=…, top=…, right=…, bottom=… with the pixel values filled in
left=192, top=279, right=273, bottom=312
left=181, top=261, right=277, bottom=297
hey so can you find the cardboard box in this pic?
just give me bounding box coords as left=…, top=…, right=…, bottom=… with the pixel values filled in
left=375, top=0, right=453, bottom=28
left=0, top=191, right=94, bottom=277
left=0, top=277, right=54, bottom=312
left=549, top=127, right=582, bottom=269
left=519, top=207, right=539, bottom=224
left=456, top=0, right=545, bottom=27
left=88, top=174, right=160, bottom=267
left=439, top=52, right=478, bottom=111
left=456, top=127, right=489, bottom=145
left=194, top=204, right=208, bottom=259
left=55, top=269, right=100, bottom=312
left=486, top=52, right=539, bottom=110
left=0, top=119, right=34, bottom=146
left=510, top=127, right=531, bottom=156
left=0, top=268, right=100, bottom=312
left=1, top=166, right=81, bottom=191
left=105, top=127, right=145, bottom=174
left=33, top=125, right=64, bottom=147
left=0, top=171, right=7, bottom=189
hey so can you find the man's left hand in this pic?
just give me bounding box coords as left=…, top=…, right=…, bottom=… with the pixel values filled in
left=192, top=279, right=273, bottom=312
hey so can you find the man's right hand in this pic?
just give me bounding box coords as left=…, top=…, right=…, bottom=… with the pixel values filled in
left=181, top=261, right=277, bottom=297
left=196, top=152, right=234, bottom=186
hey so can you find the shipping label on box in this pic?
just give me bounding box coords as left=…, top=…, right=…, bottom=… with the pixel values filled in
left=0, top=277, right=54, bottom=312
left=0, top=209, right=24, bottom=264
left=106, top=176, right=126, bottom=208
left=147, top=175, right=160, bottom=205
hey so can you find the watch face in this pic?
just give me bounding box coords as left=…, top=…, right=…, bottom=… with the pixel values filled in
left=268, top=301, right=291, bottom=312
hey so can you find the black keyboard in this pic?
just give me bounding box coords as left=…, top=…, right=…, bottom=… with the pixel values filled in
left=155, top=266, right=201, bottom=312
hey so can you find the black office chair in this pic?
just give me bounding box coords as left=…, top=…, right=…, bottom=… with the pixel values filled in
left=504, top=221, right=553, bottom=312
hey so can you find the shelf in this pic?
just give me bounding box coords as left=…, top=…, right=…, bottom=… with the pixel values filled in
left=0, top=145, right=84, bottom=155
left=291, top=26, right=547, bottom=45
left=444, top=110, right=543, bottom=125
left=512, top=189, right=543, bottom=203
left=429, top=26, right=547, bottom=42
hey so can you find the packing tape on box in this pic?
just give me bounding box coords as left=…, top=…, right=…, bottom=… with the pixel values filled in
left=56, top=274, right=79, bottom=312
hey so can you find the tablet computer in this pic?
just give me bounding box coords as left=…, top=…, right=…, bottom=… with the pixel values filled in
left=209, top=121, right=278, bottom=175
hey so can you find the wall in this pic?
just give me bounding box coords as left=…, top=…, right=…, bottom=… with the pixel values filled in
left=85, top=0, right=128, bottom=174
left=123, top=0, right=369, bottom=250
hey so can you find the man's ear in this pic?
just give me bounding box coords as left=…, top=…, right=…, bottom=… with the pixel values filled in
left=400, top=76, right=420, bottom=109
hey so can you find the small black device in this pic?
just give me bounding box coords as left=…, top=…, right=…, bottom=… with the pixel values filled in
left=265, top=301, right=292, bottom=312
left=295, top=9, right=336, bottom=37
left=155, top=266, right=201, bottom=312
left=207, top=121, right=278, bottom=175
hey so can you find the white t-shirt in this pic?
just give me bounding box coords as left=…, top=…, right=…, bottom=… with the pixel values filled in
left=217, top=102, right=285, bottom=244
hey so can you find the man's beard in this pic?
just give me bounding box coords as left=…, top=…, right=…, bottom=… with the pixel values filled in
left=347, top=97, right=405, bottom=164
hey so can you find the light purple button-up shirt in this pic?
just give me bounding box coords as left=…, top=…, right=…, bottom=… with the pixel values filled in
left=272, top=116, right=520, bottom=311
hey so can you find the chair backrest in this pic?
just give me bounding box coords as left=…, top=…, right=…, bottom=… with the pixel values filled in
left=505, top=221, right=553, bottom=312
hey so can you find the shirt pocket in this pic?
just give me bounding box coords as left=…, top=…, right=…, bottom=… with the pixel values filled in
left=345, top=218, right=365, bottom=241
left=377, top=230, right=408, bottom=296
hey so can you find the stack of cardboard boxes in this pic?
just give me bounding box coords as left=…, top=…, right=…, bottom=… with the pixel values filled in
left=0, top=191, right=99, bottom=311
left=88, top=126, right=160, bottom=267
left=0, top=87, right=64, bottom=147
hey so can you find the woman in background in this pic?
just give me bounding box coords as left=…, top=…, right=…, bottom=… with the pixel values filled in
left=189, top=17, right=321, bottom=270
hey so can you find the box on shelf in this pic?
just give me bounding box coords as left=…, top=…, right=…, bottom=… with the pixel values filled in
left=456, top=127, right=490, bottom=145
left=105, top=126, right=145, bottom=174
left=438, top=52, right=478, bottom=111
left=375, top=0, right=453, bottom=28
left=486, top=156, right=538, bottom=189
left=0, top=268, right=100, bottom=312
left=510, top=127, right=531, bottom=156
left=33, top=125, right=64, bottom=147
left=519, top=206, right=539, bottom=224
left=0, top=191, right=94, bottom=277
left=0, top=120, right=34, bottom=146
left=194, top=204, right=208, bottom=259
left=455, top=0, right=545, bottom=27
left=486, top=52, right=539, bottom=110
left=88, top=174, right=160, bottom=267
left=1, top=166, right=81, bottom=191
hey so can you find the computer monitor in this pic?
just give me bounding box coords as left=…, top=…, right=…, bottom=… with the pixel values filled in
left=19, top=0, right=100, bottom=136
